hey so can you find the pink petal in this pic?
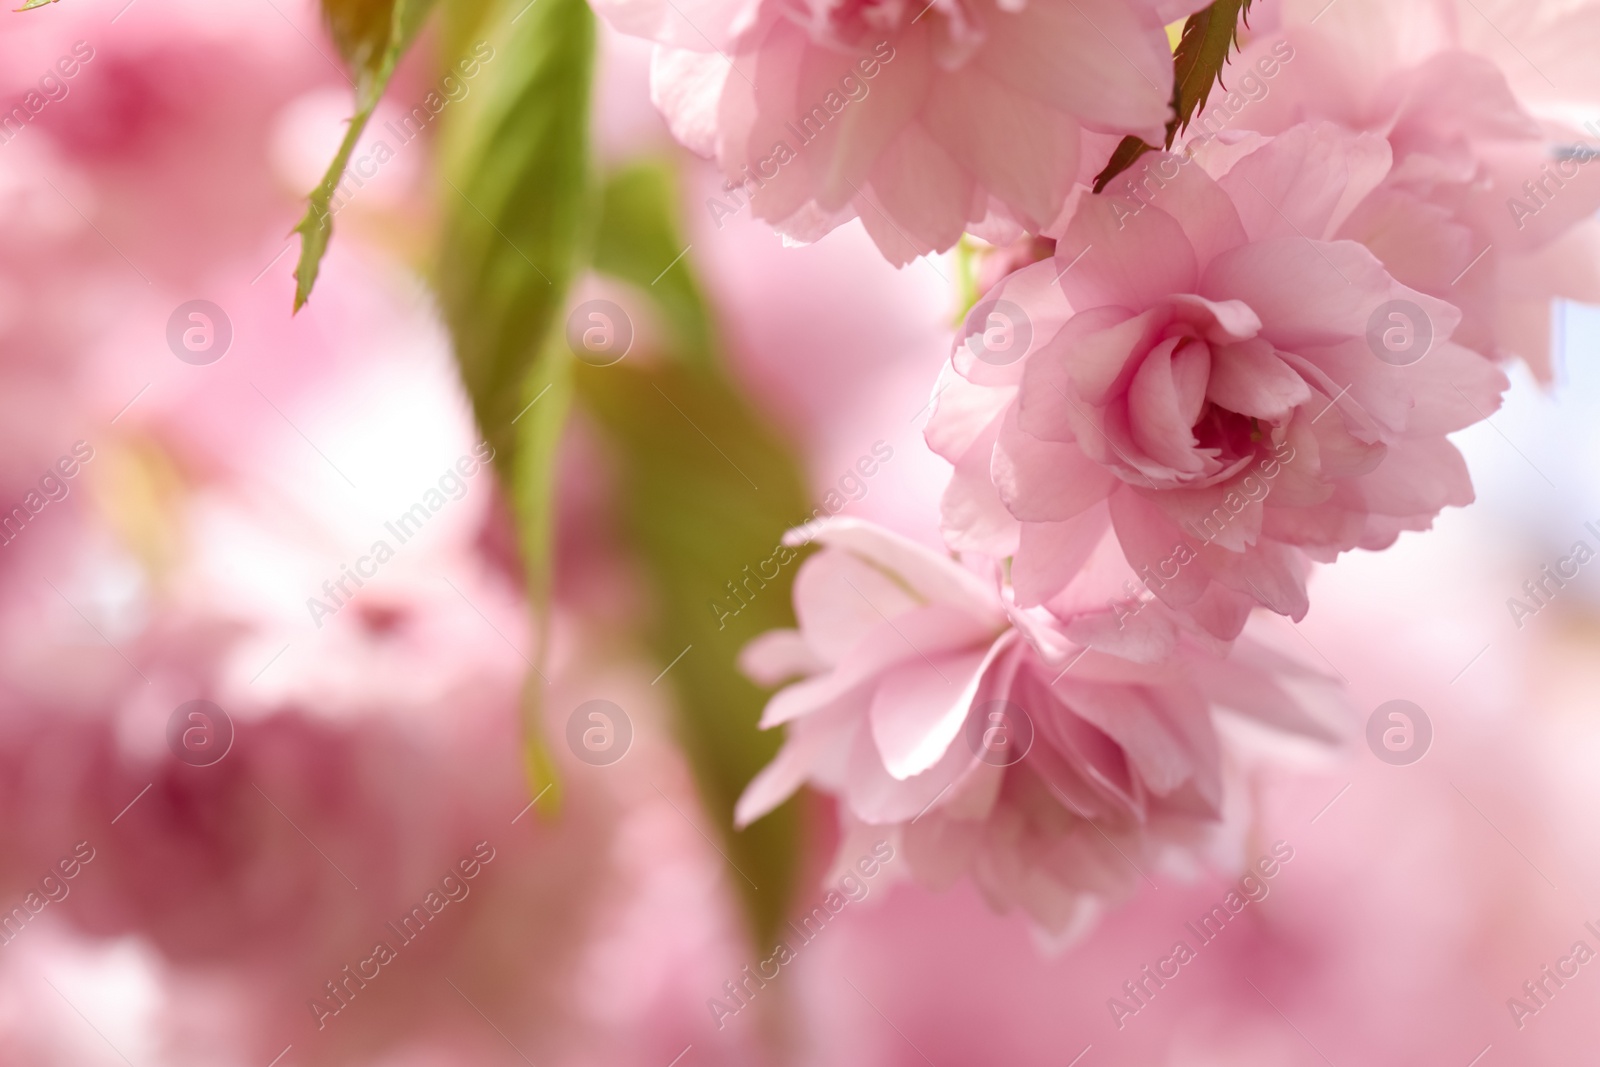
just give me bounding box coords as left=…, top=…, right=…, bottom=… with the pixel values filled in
left=799, top=517, right=1000, bottom=621
left=871, top=639, right=1002, bottom=780
left=1173, top=581, right=1255, bottom=641
left=1201, top=237, right=1459, bottom=351
left=842, top=712, right=982, bottom=823
left=1058, top=601, right=1179, bottom=664
left=734, top=713, right=848, bottom=826
left=1127, top=335, right=1211, bottom=472
left=1055, top=190, right=1199, bottom=312
left=791, top=546, right=921, bottom=666
left=1205, top=337, right=1313, bottom=422
left=1051, top=676, right=1197, bottom=797
left=975, top=0, right=1172, bottom=144
left=1187, top=633, right=1346, bottom=743
left=1164, top=294, right=1263, bottom=343
left=992, top=406, right=1118, bottom=522
left=1216, top=122, right=1392, bottom=242
left=922, top=64, right=1080, bottom=233
left=939, top=410, right=1022, bottom=557
left=1352, top=435, right=1474, bottom=521
left=1151, top=481, right=1265, bottom=554
left=1021, top=682, right=1144, bottom=822
left=1108, top=487, right=1212, bottom=608
left=739, top=628, right=823, bottom=686
left=594, top=0, right=754, bottom=52
left=1098, top=153, right=1247, bottom=268
left=924, top=366, right=1011, bottom=461
left=650, top=49, right=728, bottom=158
left=1211, top=536, right=1311, bottom=621
left=792, top=30, right=933, bottom=214
left=760, top=602, right=991, bottom=728
left=1019, top=306, right=1153, bottom=415
left=952, top=258, right=1071, bottom=388
left=862, top=122, right=973, bottom=265
left=1010, top=506, right=1111, bottom=608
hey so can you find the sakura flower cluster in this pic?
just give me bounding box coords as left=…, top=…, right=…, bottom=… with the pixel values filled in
left=582, top=0, right=1600, bottom=929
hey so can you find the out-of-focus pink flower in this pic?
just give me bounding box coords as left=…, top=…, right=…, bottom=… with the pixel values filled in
left=735, top=517, right=1344, bottom=932
left=594, top=0, right=1206, bottom=264
left=927, top=123, right=1509, bottom=639
left=1202, top=0, right=1600, bottom=378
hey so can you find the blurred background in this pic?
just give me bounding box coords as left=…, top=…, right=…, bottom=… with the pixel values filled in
left=2, top=1, right=1600, bottom=1064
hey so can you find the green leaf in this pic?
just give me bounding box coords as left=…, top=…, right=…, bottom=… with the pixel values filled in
left=505, top=336, right=574, bottom=814
left=13, top=0, right=59, bottom=11
left=291, top=0, right=436, bottom=311
left=1093, top=0, right=1255, bottom=192
left=436, top=0, right=597, bottom=810
left=592, top=162, right=716, bottom=368
left=574, top=350, right=809, bottom=947
left=436, top=0, right=497, bottom=69
left=1092, top=131, right=1162, bottom=196
left=437, top=0, right=595, bottom=464
left=579, top=168, right=810, bottom=945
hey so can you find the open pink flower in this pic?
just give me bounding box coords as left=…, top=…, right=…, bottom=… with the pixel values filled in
left=735, top=518, right=1343, bottom=932
left=595, top=0, right=1206, bottom=263
left=927, top=123, right=1509, bottom=639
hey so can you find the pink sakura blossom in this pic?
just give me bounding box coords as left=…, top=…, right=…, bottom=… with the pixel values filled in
left=926, top=122, right=1509, bottom=640
left=592, top=0, right=1208, bottom=264
left=1208, top=0, right=1600, bottom=378
left=735, top=517, right=1344, bottom=932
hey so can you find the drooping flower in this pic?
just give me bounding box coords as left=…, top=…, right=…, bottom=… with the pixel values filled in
left=593, top=0, right=1208, bottom=264
left=927, top=122, right=1510, bottom=639
left=735, top=517, right=1344, bottom=932
left=789, top=548, right=1597, bottom=1066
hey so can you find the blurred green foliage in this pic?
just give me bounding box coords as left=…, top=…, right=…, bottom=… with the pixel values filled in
left=580, top=161, right=807, bottom=943
left=436, top=0, right=597, bottom=814
left=302, top=0, right=809, bottom=947
left=592, top=165, right=717, bottom=370
left=437, top=0, right=595, bottom=467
